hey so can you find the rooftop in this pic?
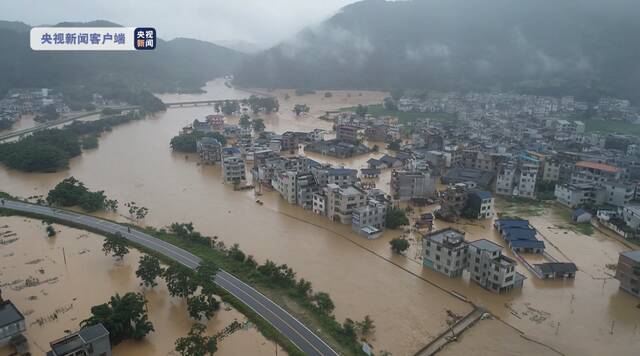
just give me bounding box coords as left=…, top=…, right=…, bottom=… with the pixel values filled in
left=0, top=300, right=24, bottom=328
left=470, top=238, right=503, bottom=252
left=575, top=161, right=622, bottom=174
left=621, top=250, right=640, bottom=262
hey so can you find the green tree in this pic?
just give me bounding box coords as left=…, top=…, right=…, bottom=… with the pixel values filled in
left=312, top=292, right=335, bottom=315
left=342, top=318, right=357, bottom=341
left=295, top=278, right=313, bottom=297
left=239, top=114, right=251, bottom=129
left=136, top=255, right=164, bottom=288
left=175, top=323, right=217, bottom=356
left=389, top=237, right=410, bottom=254
left=45, top=224, right=56, bottom=237
left=293, top=104, right=310, bottom=116
left=252, top=118, right=265, bottom=132
left=102, top=233, right=130, bottom=260
left=385, top=207, right=409, bottom=228
left=195, top=261, right=219, bottom=285
left=164, top=264, right=198, bottom=298
left=81, top=292, right=154, bottom=344
left=356, top=315, right=375, bottom=336
left=355, top=104, right=368, bottom=117
left=186, top=294, right=220, bottom=321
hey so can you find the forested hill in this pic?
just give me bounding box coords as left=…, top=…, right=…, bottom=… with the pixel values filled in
left=233, top=0, right=640, bottom=103
left=0, top=20, right=246, bottom=96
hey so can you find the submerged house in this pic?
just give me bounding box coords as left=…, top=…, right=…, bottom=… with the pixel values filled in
left=0, top=300, right=26, bottom=348
left=47, top=324, right=111, bottom=356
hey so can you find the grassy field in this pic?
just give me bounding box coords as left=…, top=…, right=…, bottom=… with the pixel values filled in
left=340, top=104, right=457, bottom=124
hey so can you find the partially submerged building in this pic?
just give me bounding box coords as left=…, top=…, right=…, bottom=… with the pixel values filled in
left=467, top=239, right=525, bottom=293
left=615, top=250, right=640, bottom=298
left=47, top=324, right=111, bottom=356
left=0, top=300, right=25, bottom=348
left=422, top=228, right=469, bottom=278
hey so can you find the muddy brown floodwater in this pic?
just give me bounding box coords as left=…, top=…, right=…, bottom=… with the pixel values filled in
left=1, top=79, right=639, bottom=355
left=0, top=216, right=286, bottom=356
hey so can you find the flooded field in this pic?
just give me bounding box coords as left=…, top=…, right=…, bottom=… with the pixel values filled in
left=1, top=79, right=639, bottom=355
left=0, top=216, right=285, bottom=356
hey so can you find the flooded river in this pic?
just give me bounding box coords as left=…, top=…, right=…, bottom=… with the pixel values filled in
left=1, top=79, right=639, bottom=355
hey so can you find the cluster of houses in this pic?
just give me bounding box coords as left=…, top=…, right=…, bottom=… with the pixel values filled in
left=397, top=92, right=640, bottom=123
left=0, top=88, right=69, bottom=127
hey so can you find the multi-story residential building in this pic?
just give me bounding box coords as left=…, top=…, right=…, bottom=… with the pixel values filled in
left=312, top=192, right=327, bottom=216
left=571, top=161, right=623, bottom=185
left=281, top=131, right=299, bottom=152
left=423, top=228, right=469, bottom=277
left=390, top=170, right=436, bottom=201
left=495, top=162, right=517, bottom=196
left=496, top=161, right=538, bottom=199
left=272, top=171, right=297, bottom=204
left=47, top=324, right=111, bottom=356
left=438, top=183, right=469, bottom=219
left=542, top=159, right=561, bottom=182
left=221, top=156, right=246, bottom=185
left=614, top=250, right=640, bottom=298
left=336, top=124, right=359, bottom=143
left=352, top=199, right=388, bottom=238
left=0, top=300, right=25, bottom=347
left=325, top=184, right=367, bottom=224
left=196, top=137, right=222, bottom=164
left=622, top=205, right=640, bottom=233
left=467, top=239, right=524, bottom=293
left=296, top=173, right=318, bottom=210
left=466, top=191, right=494, bottom=219
left=555, top=182, right=634, bottom=208
left=555, top=183, right=601, bottom=208
left=311, top=166, right=358, bottom=187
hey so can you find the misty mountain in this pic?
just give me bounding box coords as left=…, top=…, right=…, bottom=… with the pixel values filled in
left=0, top=20, right=245, bottom=96
left=234, top=0, right=640, bottom=103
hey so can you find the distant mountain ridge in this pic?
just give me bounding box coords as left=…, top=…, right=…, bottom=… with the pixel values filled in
left=0, top=20, right=245, bottom=96
left=233, top=0, right=640, bottom=103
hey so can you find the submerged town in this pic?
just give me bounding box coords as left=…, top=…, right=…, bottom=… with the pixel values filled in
left=1, top=80, right=640, bottom=356
left=1, top=1, right=640, bottom=354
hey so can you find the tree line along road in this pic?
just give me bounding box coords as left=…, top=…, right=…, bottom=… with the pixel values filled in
left=0, top=199, right=338, bottom=356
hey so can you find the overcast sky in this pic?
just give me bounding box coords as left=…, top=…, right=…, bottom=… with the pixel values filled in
left=0, top=0, right=358, bottom=48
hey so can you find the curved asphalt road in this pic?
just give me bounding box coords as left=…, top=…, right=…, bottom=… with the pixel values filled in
left=1, top=199, right=338, bottom=356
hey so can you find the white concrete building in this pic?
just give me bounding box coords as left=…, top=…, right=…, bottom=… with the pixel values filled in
left=423, top=228, right=469, bottom=278
left=221, top=156, right=246, bottom=185
left=467, top=239, right=524, bottom=293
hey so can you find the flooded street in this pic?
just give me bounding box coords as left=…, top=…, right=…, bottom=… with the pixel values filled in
left=1, top=79, right=639, bottom=355
left=0, top=216, right=285, bottom=356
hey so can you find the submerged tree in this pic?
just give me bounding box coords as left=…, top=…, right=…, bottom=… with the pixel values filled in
left=175, top=323, right=217, bottom=356
left=389, top=237, right=410, bottom=254
left=81, top=292, right=154, bottom=344
left=136, top=255, right=164, bottom=288
left=102, top=233, right=129, bottom=260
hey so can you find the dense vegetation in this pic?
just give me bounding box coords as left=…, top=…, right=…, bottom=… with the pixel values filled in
left=175, top=323, right=218, bottom=356
left=235, top=0, right=640, bottom=104
left=385, top=207, right=409, bottom=228
left=81, top=292, right=154, bottom=345
left=170, top=131, right=227, bottom=153
left=0, top=20, right=245, bottom=97
left=0, top=111, right=143, bottom=172
left=46, top=177, right=118, bottom=212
